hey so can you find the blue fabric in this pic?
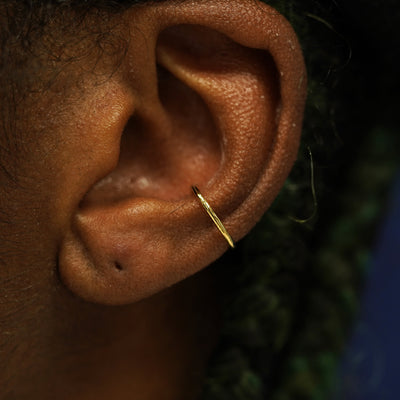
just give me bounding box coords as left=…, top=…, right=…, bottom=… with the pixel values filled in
left=335, top=173, right=400, bottom=399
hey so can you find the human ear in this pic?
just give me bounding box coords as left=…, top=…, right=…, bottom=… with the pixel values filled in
left=58, top=0, right=307, bottom=305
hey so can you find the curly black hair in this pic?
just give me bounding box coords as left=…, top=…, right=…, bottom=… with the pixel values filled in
left=201, top=1, right=400, bottom=399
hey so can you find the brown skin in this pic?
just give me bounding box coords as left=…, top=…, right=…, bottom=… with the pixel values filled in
left=0, top=1, right=306, bottom=399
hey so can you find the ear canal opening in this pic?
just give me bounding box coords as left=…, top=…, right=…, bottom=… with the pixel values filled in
left=80, top=65, right=222, bottom=209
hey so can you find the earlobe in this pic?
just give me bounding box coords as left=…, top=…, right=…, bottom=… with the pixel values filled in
left=58, top=0, right=306, bottom=305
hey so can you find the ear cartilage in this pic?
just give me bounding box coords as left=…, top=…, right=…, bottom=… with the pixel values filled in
left=191, top=186, right=235, bottom=249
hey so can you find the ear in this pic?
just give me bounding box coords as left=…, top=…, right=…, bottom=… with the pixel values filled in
left=58, top=0, right=307, bottom=305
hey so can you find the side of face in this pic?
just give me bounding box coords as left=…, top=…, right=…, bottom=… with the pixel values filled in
left=0, top=0, right=306, bottom=398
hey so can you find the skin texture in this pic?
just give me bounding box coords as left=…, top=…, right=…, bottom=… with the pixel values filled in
left=0, top=0, right=306, bottom=398
left=58, top=0, right=307, bottom=305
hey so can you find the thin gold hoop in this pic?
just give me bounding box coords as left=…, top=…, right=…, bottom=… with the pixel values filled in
left=192, top=186, right=235, bottom=249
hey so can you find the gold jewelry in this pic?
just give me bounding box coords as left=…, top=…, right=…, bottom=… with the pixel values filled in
left=192, top=186, right=235, bottom=249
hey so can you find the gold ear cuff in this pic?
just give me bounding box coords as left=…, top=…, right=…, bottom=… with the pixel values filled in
left=192, top=186, right=235, bottom=249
